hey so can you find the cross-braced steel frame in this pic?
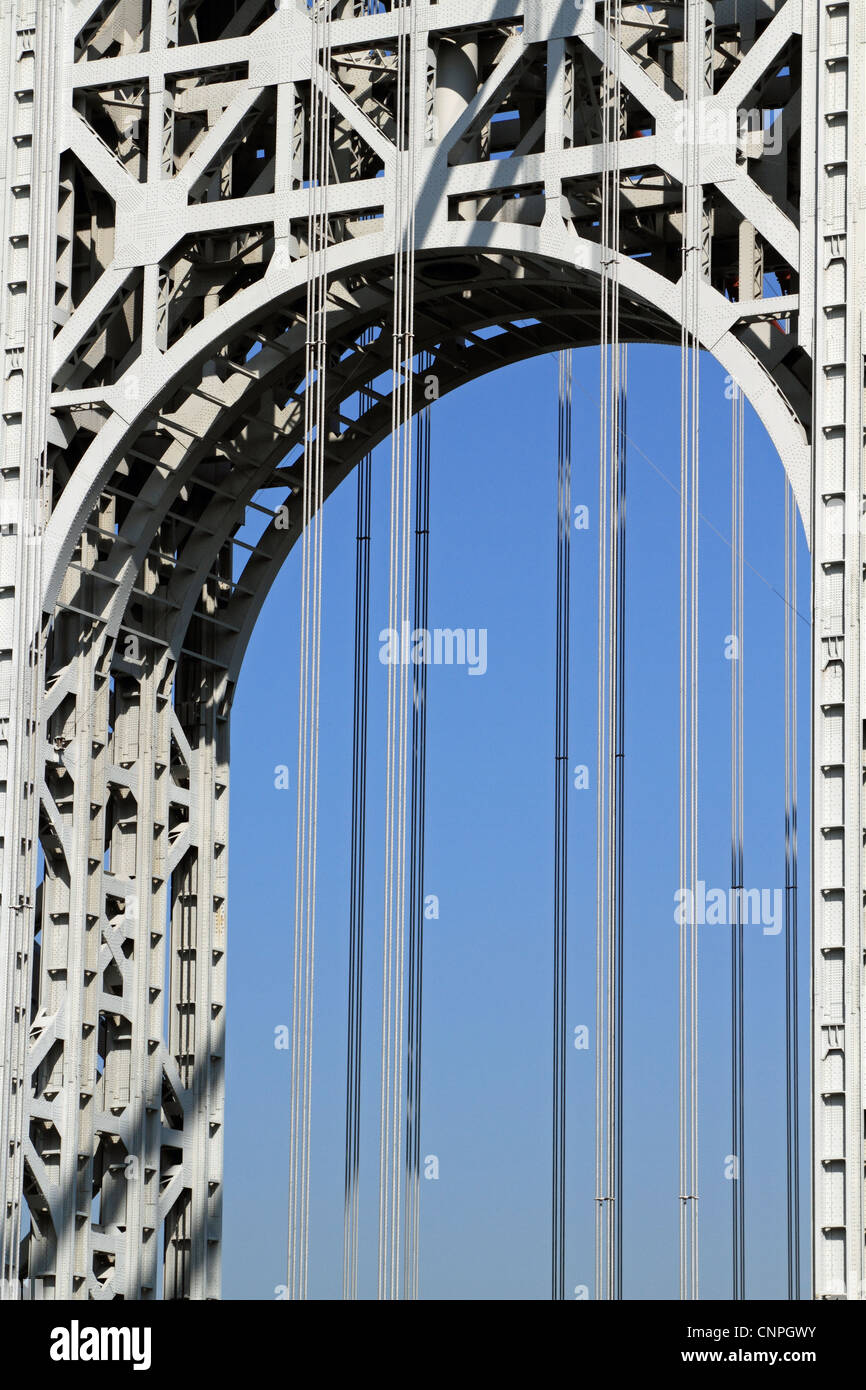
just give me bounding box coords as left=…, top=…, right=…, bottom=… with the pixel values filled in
left=0, top=0, right=861, bottom=1299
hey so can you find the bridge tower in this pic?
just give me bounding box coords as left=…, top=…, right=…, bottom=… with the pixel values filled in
left=0, top=0, right=861, bottom=1299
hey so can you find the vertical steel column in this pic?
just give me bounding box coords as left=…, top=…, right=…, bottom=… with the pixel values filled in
left=806, top=0, right=866, bottom=1300
left=0, top=0, right=57, bottom=1296
left=165, top=647, right=228, bottom=1301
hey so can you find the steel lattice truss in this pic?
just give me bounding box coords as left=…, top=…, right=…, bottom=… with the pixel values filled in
left=0, top=0, right=861, bottom=1299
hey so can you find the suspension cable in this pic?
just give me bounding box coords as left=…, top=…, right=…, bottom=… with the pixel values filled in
left=379, top=0, right=419, bottom=1300
left=403, top=349, right=433, bottom=1301
left=784, top=476, right=800, bottom=1299
left=730, top=381, right=745, bottom=1299
left=613, top=345, right=627, bottom=1299
left=679, top=0, right=703, bottom=1302
left=343, top=339, right=374, bottom=1302
left=595, top=0, right=625, bottom=1303
left=553, top=348, right=572, bottom=1301
left=287, top=0, right=332, bottom=1302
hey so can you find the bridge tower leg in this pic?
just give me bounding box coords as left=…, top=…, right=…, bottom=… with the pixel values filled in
left=0, top=0, right=58, bottom=1295
left=806, top=0, right=866, bottom=1301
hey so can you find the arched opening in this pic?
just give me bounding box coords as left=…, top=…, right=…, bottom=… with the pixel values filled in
left=216, top=337, right=810, bottom=1298
left=31, top=226, right=813, bottom=1297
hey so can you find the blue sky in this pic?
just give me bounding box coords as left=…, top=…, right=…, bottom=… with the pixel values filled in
left=221, top=342, right=810, bottom=1300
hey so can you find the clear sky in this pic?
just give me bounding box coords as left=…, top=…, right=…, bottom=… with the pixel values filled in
left=221, top=341, right=810, bottom=1300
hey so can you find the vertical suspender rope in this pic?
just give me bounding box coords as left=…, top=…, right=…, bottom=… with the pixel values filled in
left=379, top=0, right=419, bottom=1300
left=342, top=0, right=384, bottom=1304
left=404, top=350, right=432, bottom=1301
left=288, top=0, right=332, bottom=1301
left=679, top=0, right=702, bottom=1302
left=594, top=326, right=610, bottom=1299
left=379, top=2, right=407, bottom=1301
left=594, top=0, right=611, bottom=1301
left=784, top=478, right=800, bottom=1299
left=595, top=0, right=624, bottom=1302
left=730, top=0, right=746, bottom=1306
left=553, top=348, right=572, bottom=1301
left=730, top=383, right=745, bottom=1300
left=343, top=342, right=374, bottom=1302
left=613, top=345, right=627, bottom=1300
